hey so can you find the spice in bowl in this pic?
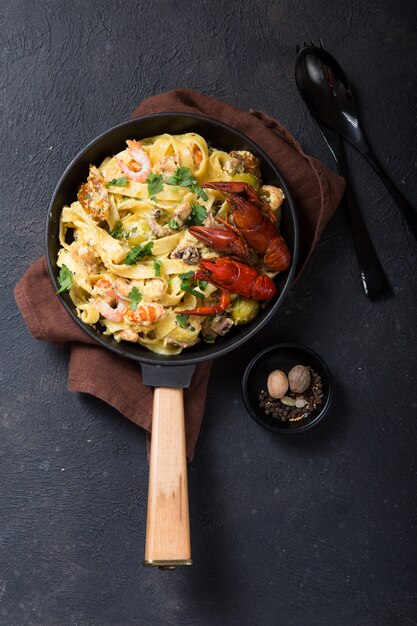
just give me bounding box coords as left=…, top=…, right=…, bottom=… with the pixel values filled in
left=259, top=365, right=323, bottom=423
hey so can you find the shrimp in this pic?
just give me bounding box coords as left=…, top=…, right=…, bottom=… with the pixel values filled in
left=116, top=140, right=151, bottom=182
left=259, top=185, right=285, bottom=211
left=114, top=277, right=143, bottom=299
left=126, top=302, right=164, bottom=326
left=93, top=278, right=117, bottom=305
left=93, top=298, right=128, bottom=322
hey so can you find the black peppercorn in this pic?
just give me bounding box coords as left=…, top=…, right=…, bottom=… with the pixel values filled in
left=258, top=366, right=324, bottom=424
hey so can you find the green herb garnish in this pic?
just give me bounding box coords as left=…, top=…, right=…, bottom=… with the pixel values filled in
left=123, top=241, right=154, bottom=265
left=191, top=290, right=205, bottom=299
left=198, top=280, right=208, bottom=291
left=56, top=264, right=73, bottom=294
left=187, top=202, right=208, bottom=226
left=146, top=173, right=164, bottom=197
left=204, top=334, right=216, bottom=343
left=176, top=314, right=189, bottom=328
left=107, top=177, right=127, bottom=187
left=153, top=259, right=162, bottom=277
left=166, top=166, right=196, bottom=188
left=179, top=271, right=205, bottom=298
left=109, top=220, right=124, bottom=239
left=166, top=166, right=208, bottom=200
left=193, top=185, right=208, bottom=201
left=128, top=286, right=142, bottom=310
left=169, top=218, right=179, bottom=230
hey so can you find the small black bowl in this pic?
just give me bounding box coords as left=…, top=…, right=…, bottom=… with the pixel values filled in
left=242, top=343, right=333, bottom=434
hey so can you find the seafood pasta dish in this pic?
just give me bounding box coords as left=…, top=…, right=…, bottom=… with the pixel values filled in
left=57, top=133, right=291, bottom=355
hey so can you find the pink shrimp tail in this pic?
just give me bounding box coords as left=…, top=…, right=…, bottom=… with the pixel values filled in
left=93, top=298, right=128, bottom=322
left=115, top=139, right=151, bottom=183
left=126, top=140, right=145, bottom=161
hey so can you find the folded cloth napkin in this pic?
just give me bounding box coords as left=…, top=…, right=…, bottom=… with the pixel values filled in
left=14, top=89, right=345, bottom=460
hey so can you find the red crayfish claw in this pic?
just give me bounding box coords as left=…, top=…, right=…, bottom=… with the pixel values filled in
left=188, top=224, right=249, bottom=260
left=178, top=258, right=277, bottom=317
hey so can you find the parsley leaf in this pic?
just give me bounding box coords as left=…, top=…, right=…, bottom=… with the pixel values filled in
left=179, top=271, right=194, bottom=280
left=153, top=259, right=162, bottom=277
left=146, top=173, right=164, bottom=197
left=193, top=186, right=208, bottom=201
left=128, top=286, right=142, bottom=310
left=166, top=166, right=209, bottom=201
left=56, top=264, right=73, bottom=294
left=109, top=220, right=124, bottom=239
left=166, top=166, right=196, bottom=188
left=176, top=314, right=189, bottom=328
left=187, top=202, right=208, bottom=226
left=169, top=218, right=179, bottom=230
left=180, top=273, right=205, bottom=299
left=107, top=177, right=127, bottom=187
left=123, top=241, right=154, bottom=265
left=198, top=280, right=208, bottom=290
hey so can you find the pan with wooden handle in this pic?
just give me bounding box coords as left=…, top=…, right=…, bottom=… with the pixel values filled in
left=46, top=113, right=298, bottom=568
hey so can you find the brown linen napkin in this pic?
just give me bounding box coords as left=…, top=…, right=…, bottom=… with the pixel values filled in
left=14, top=89, right=345, bottom=460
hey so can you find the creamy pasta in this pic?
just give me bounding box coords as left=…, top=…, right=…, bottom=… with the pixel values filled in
left=57, top=133, right=284, bottom=354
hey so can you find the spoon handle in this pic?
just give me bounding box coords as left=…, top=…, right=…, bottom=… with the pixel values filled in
left=316, top=121, right=390, bottom=297
left=363, top=150, right=417, bottom=241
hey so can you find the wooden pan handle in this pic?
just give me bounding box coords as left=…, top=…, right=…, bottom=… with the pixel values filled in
left=144, top=387, right=192, bottom=569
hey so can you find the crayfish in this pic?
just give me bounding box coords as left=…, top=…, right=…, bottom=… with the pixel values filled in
left=194, top=181, right=291, bottom=272
left=180, top=258, right=277, bottom=316
left=180, top=181, right=290, bottom=317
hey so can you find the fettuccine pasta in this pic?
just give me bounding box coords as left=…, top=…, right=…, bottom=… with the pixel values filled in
left=57, top=133, right=284, bottom=354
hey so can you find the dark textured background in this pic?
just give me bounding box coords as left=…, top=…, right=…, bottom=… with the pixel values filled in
left=1, top=1, right=417, bottom=624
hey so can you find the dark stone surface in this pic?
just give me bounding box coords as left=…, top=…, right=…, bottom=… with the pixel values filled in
left=1, top=1, right=417, bottom=624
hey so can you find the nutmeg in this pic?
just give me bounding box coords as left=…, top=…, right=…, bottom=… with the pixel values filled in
left=267, top=370, right=289, bottom=398
left=288, top=365, right=311, bottom=394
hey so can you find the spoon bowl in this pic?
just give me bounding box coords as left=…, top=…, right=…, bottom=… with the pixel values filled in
left=295, top=42, right=417, bottom=245
left=295, top=46, right=367, bottom=151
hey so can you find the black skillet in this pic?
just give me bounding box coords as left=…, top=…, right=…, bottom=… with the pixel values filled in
left=46, top=113, right=299, bottom=568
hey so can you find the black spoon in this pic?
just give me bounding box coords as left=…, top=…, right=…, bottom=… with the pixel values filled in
left=295, top=43, right=390, bottom=297
left=295, top=43, right=417, bottom=244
